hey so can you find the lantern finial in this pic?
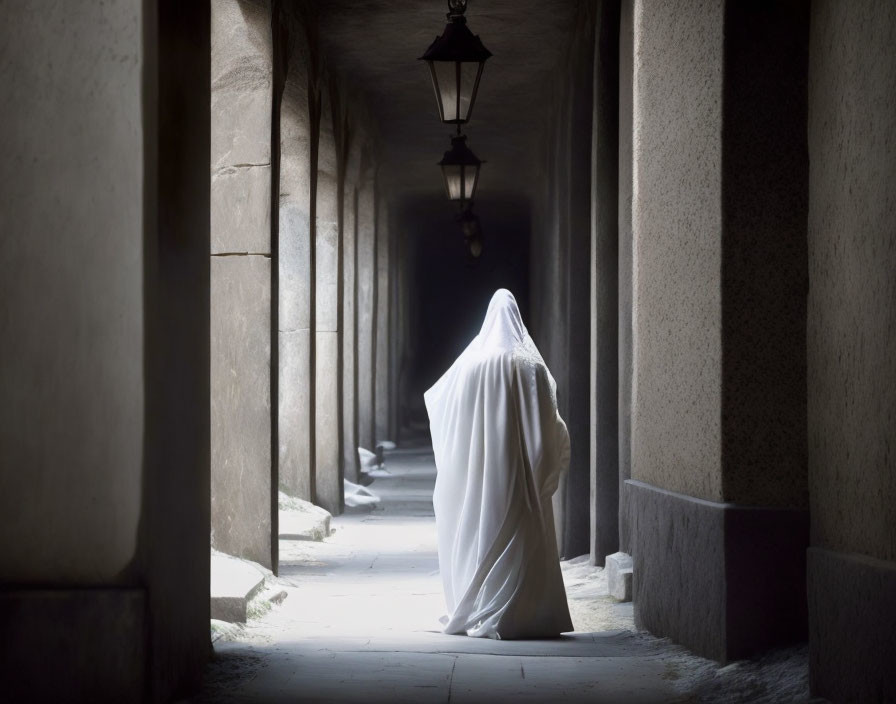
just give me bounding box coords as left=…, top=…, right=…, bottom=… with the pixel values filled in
left=447, top=0, right=467, bottom=19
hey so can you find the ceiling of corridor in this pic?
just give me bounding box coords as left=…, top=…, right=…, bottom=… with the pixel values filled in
left=313, top=0, right=580, bottom=202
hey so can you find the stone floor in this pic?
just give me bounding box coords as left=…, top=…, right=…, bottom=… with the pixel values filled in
left=190, top=440, right=812, bottom=704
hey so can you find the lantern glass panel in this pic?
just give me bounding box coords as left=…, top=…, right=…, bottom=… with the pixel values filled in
left=441, top=163, right=479, bottom=201
left=429, top=60, right=484, bottom=124
left=463, top=164, right=479, bottom=200
left=442, top=164, right=464, bottom=200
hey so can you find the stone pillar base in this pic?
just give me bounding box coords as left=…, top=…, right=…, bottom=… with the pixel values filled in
left=627, top=479, right=808, bottom=662
left=0, top=588, right=146, bottom=702
left=808, top=547, right=896, bottom=703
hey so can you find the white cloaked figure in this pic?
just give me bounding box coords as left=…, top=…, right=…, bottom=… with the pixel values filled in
left=424, top=289, right=573, bottom=639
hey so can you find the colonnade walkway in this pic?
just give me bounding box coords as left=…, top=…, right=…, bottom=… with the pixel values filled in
left=192, top=440, right=808, bottom=703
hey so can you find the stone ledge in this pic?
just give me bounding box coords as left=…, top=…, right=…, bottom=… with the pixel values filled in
left=210, top=551, right=270, bottom=623
left=627, top=479, right=808, bottom=662
left=808, top=547, right=896, bottom=703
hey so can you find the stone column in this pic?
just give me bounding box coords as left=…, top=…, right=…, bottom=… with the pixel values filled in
left=314, top=83, right=343, bottom=514
left=564, top=3, right=595, bottom=561
left=806, top=2, right=896, bottom=700
left=617, top=0, right=635, bottom=556
left=278, top=14, right=313, bottom=501
left=629, top=0, right=809, bottom=662
left=388, top=224, right=403, bottom=441
left=356, top=167, right=377, bottom=452
left=374, top=197, right=391, bottom=444
left=210, top=0, right=274, bottom=568
left=588, top=0, right=620, bottom=568
left=341, top=138, right=362, bottom=481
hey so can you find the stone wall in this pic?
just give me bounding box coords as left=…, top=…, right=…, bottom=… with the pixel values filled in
left=806, top=1, right=896, bottom=699
left=0, top=0, right=145, bottom=589
left=0, top=0, right=211, bottom=699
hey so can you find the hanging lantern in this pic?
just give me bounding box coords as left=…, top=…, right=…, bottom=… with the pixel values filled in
left=419, top=0, right=492, bottom=126
left=458, top=205, right=483, bottom=258
left=439, top=134, right=483, bottom=203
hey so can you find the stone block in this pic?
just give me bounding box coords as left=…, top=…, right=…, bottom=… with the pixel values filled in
left=211, top=163, right=271, bottom=254
left=606, top=552, right=633, bottom=601
left=315, top=331, right=343, bottom=514
left=315, top=217, right=339, bottom=332
left=210, top=0, right=272, bottom=169
left=279, top=329, right=312, bottom=500
left=279, top=201, right=311, bottom=333
left=211, top=255, right=272, bottom=567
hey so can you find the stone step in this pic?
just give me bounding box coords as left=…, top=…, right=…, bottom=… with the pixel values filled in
left=210, top=551, right=270, bottom=623
left=278, top=491, right=332, bottom=541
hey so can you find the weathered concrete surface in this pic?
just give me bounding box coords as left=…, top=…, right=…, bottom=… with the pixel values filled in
left=278, top=28, right=314, bottom=500
left=807, top=1, right=896, bottom=699
left=374, top=197, right=391, bottom=444
left=0, top=0, right=143, bottom=586
left=211, top=256, right=272, bottom=566
left=314, top=90, right=343, bottom=514
left=631, top=0, right=725, bottom=502
left=628, top=480, right=808, bottom=663
left=356, top=175, right=377, bottom=451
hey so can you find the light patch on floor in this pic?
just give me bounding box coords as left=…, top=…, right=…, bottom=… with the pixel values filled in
left=191, top=442, right=810, bottom=703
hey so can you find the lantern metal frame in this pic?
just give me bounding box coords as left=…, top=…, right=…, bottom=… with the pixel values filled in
left=419, top=0, right=492, bottom=126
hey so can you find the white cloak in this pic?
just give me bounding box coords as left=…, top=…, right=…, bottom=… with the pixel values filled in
left=424, top=289, right=573, bottom=639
